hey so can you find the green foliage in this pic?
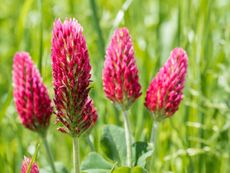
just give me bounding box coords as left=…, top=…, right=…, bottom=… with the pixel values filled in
left=81, top=152, right=113, bottom=173
left=132, top=142, right=149, bottom=166
left=81, top=126, right=152, bottom=172
left=100, top=125, right=127, bottom=165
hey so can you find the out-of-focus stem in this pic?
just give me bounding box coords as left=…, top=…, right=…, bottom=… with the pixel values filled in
left=73, top=137, right=80, bottom=173
left=150, top=121, right=158, bottom=147
left=149, top=120, right=159, bottom=172
left=86, top=135, right=95, bottom=151
left=177, top=0, right=181, bottom=46
left=169, top=119, right=194, bottom=173
left=89, top=0, right=105, bottom=58
left=110, top=0, right=133, bottom=38
left=154, top=0, right=162, bottom=74
left=38, top=0, right=43, bottom=74
left=41, top=135, right=56, bottom=173
left=122, top=110, right=132, bottom=167
left=68, top=0, right=74, bottom=15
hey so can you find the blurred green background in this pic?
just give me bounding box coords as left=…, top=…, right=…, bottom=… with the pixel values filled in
left=0, top=0, right=230, bottom=172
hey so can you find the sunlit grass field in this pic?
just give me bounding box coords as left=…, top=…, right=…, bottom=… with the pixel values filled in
left=0, top=0, right=230, bottom=172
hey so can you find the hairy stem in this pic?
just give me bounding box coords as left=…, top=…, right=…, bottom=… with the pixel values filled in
left=73, top=137, right=80, bottom=173
left=38, top=0, right=43, bottom=74
left=149, top=120, right=159, bottom=172
left=89, top=0, right=105, bottom=58
left=41, top=135, right=56, bottom=173
left=169, top=119, right=194, bottom=173
left=122, top=110, right=132, bottom=167
left=150, top=121, right=158, bottom=146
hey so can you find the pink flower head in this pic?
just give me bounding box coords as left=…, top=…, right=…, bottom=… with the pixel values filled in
left=51, top=18, right=96, bottom=136
left=145, top=48, right=188, bottom=120
left=21, top=157, right=39, bottom=173
left=13, top=52, right=52, bottom=133
left=102, top=28, right=141, bottom=109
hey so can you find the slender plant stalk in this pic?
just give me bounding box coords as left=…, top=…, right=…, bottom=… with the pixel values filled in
left=26, top=143, right=40, bottom=173
left=154, top=0, right=162, bottom=74
left=89, top=0, right=105, bottom=58
left=38, top=0, right=43, bottom=74
left=68, top=0, right=74, bottom=15
left=150, top=121, right=158, bottom=147
left=177, top=0, right=181, bottom=46
left=41, top=135, right=56, bottom=173
left=122, top=110, right=132, bottom=167
left=73, top=137, right=80, bottom=173
left=149, top=120, right=158, bottom=172
left=86, top=135, right=95, bottom=152
left=110, top=0, right=133, bottom=38
left=169, top=119, right=194, bottom=173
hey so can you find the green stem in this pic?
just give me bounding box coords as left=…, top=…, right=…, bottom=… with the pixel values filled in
left=177, top=0, right=181, bottom=46
left=111, top=0, right=133, bottom=33
left=150, top=121, right=158, bottom=147
left=68, top=0, right=74, bottom=15
left=73, top=137, right=80, bottom=173
left=154, top=0, right=162, bottom=74
left=169, top=119, right=194, bottom=173
left=38, top=0, right=43, bottom=74
left=86, top=135, right=95, bottom=151
left=149, top=120, right=158, bottom=172
left=89, top=0, right=105, bottom=58
left=122, top=110, right=132, bottom=167
left=41, top=135, right=56, bottom=173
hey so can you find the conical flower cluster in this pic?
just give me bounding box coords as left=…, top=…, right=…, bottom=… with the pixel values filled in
left=13, top=52, right=52, bottom=133
left=102, top=28, right=141, bottom=109
left=145, top=48, right=188, bottom=120
left=51, top=19, right=97, bottom=136
left=21, top=157, right=39, bottom=173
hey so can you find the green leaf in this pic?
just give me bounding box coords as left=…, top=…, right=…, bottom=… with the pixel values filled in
left=81, top=152, right=113, bottom=173
left=132, top=141, right=153, bottom=168
left=100, top=125, right=126, bottom=165
left=132, top=142, right=148, bottom=165
left=137, top=150, right=153, bottom=168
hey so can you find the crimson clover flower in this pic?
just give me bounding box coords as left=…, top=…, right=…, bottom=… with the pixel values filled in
left=102, top=27, right=141, bottom=109
left=13, top=52, right=52, bottom=134
left=145, top=48, right=188, bottom=120
left=51, top=19, right=97, bottom=136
